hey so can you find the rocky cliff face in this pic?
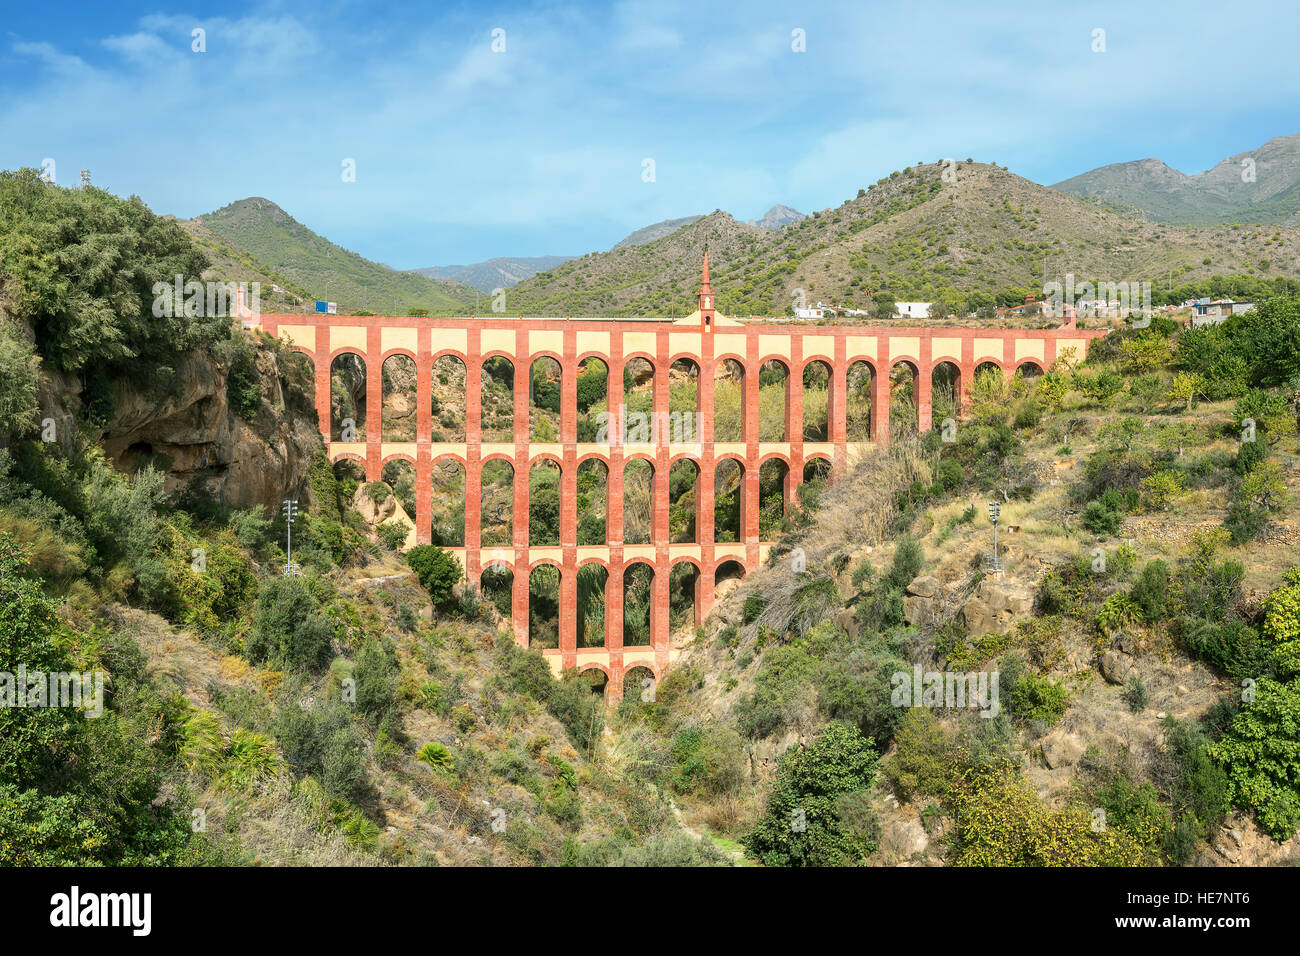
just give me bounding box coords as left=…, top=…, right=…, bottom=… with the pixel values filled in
left=37, top=336, right=325, bottom=514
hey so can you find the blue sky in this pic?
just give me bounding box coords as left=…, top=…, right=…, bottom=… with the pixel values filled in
left=3, top=0, right=1298, bottom=268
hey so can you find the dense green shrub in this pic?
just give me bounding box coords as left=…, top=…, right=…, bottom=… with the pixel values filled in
left=247, top=576, right=336, bottom=672
left=670, top=723, right=747, bottom=796
left=742, top=723, right=880, bottom=866
left=1129, top=560, right=1170, bottom=621
left=406, top=544, right=462, bottom=612
left=1208, top=677, right=1300, bottom=839
left=1082, top=498, right=1123, bottom=536
left=736, top=646, right=818, bottom=739
left=0, top=169, right=222, bottom=375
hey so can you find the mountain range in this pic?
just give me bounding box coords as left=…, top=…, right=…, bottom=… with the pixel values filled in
left=179, top=136, right=1300, bottom=317
left=1053, top=133, right=1300, bottom=226
left=501, top=159, right=1299, bottom=317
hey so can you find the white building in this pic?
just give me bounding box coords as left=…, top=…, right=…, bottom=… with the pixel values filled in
left=895, top=301, right=933, bottom=320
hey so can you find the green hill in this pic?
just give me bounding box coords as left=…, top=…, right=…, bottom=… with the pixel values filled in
left=190, top=198, right=477, bottom=315
left=505, top=161, right=1300, bottom=317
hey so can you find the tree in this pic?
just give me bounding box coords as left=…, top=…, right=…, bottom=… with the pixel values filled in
left=741, top=723, right=880, bottom=866
left=248, top=576, right=335, bottom=672
left=1208, top=677, right=1300, bottom=839
left=406, top=544, right=462, bottom=612
left=1075, top=369, right=1123, bottom=405
left=871, top=294, right=896, bottom=321
left=1118, top=335, right=1172, bottom=374
left=1236, top=294, right=1300, bottom=386
left=0, top=169, right=220, bottom=374
left=0, top=322, right=39, bottom=438
left=1240, top=460, right=1286, bottom=512
left=1165, top=372, right=1204, bottom=411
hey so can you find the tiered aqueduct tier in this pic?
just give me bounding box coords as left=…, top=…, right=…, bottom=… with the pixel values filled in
left=256, top=255, right=1104, bottom=698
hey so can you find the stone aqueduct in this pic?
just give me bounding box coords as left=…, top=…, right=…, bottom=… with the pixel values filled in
left=256, top=256, right=1103, bottom=698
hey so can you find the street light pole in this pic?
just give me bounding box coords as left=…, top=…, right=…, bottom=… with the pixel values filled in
left=282, top=498, right=299, bottom=575
left=988, top=500, right=1001, bottom=572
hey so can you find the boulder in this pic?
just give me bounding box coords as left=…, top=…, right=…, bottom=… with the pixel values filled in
left=1040, top=729, right=1086, bottom=769
left=906, top=575, right=943, bottom=599
left=903, top=575, right=948, bottom=627
left=958, top=578, right=1035, bottom=635
left=1099, top=650, right=1134, bottom=684
left=834, top=607, right=861, bottom=641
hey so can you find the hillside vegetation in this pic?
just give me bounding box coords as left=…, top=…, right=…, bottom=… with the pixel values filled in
left=191, top=198, right=477, bottom=315
left=621, top=300, right=1300, bottom=865
left=506, top=162, right=1300, bottom=318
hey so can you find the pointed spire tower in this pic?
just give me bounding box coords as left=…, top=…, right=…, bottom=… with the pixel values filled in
left=697, top=246, right=715, bottom=331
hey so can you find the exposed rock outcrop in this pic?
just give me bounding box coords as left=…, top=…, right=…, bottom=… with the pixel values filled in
left=36, top=336, right=324, bottom=515
left=958, top=577, right=1035, bottom=635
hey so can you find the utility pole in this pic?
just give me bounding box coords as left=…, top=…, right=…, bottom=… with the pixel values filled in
left=987, top=500, right=1001, bottom=573
left=282, top=498, right=300, bottom=576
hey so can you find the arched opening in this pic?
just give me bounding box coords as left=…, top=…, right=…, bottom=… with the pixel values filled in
left=668, top=458, right=700, bottom=544
left=846, top=361, right=873, bottom=441
left=803, top=457, right=831, bottom=484
left=330, top=353, right=366, bottom=441
left=480, top=458, right=515, bottom=547
left=972, top=361, right=1008, bottom=418
left=431, top=355, right=466, bottom=441
left=713, top=458, right=745, bottom=543
left=576, top=458, right=609, bottom=546
left=528, top=459, right=562, bottom=546
left=669, top=358, right=700, bottom=443
left=623, top=458, right=655, bottom=545
left=622, top=357, right=655, bottom=441
left=480, top=357, right=515, bottom=442
left=932, top=361, right=961, bottom=427
left=622, top=562, right=654, bottom=647
left=623, top=665, right=656, bottom=702
left=890, top=360, right=919, bottom=439
left=332, top=458, right=366, bottom=503
left=759, top=458, right=789, bottom=539
left=1016, top=360, right=1045, bottom=382
left=381, top=354, right=417, bottom=441
left=800, top=457, right=832, bottom=516
left=758, top=359, right=790, bottom=441
left=427, top=458, right=465, bottom=546
left=530, top=357, right=561, bottom=442
left=528, top=564, right=560, bottom=649
left=802, top=360, right=832, bottom=441
left=575, top=357, right=608, bottom=442
left=580, top=667, right=608, bottom=698
left=281, top=351, right=316, bottom=418
left=375, top=458, right=417, bottom=547
left=714, top=560, right=746, bottom=601
left=669, top=561, right=699, bottom=633
left=576, top=563, right=607, bottom=648
left=713, top=358, right=746, bottom=442
left=480, top=563, right=514, bottom=622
